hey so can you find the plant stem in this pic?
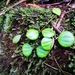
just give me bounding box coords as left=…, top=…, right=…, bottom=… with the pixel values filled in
left=44, top=63, right=58, bottom=70
left=52, top=24, right=61, bottom=33
left=40, top=16, right=56, bottom=32
left=56, top=10, right=66, bottom=28
left=6, top=0, right=10, bottom=6
left=53, top=56, right=66, bottom=75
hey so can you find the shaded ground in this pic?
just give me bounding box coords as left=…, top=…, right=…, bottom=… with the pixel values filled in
left=0, top=0, right=75, bottom=75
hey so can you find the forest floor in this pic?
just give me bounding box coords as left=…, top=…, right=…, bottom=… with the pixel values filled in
left=0, top=0, right=75, bottom=75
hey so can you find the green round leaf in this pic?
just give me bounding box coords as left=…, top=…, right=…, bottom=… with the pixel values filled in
left=22, top=43, right=33, bottom=57
left=26, top=29, right=39, bottom=40
left=73, top=69, right=75, bottom=73
left=36, top=46, right=48, bottom=58
left=42, top=28, right=55, bottom=38
left=41, top=38, right=53, bottom=50
left=58, top=31, right=75, bottom=47
left=12, top=35, right=21, bottom=44
left=68, top=62, right=74, bottom=68
left=52, top=8, right=61, bottom=16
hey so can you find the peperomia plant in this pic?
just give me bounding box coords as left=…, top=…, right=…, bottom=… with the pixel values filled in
left=21, top=28, right=75, bottom=58
left=22, top=43, right=33, bottom=57
left=42, top=28, right=55, bottom=38
left=52, top=8, right=61, bottom=16
left=41, top=38, right=53, bottom=50
left=26, top=29, right=39, bottom=40
left=36, top=46, right=49, bottom=58
left=21, top=28, right=55, bottom=58
left=41, top=28, right=55, bottom=51
left=58, top=31, right=75, bottom=47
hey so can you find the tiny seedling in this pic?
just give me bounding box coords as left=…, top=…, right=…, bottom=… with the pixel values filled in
left=58, top=31, right=75, bottom=47
left=26, top=29, right=39, bottom=40
left=41, top=38, right=53, bottom=50
left=36, top=46, right=48, bottom=58
left=42, top=28, right=55, bottom=38
left=12, top=35, right=21, bottom=44
left=52, top=8, right=61, bottom=16
left=22, top=43, right=33, bottom=57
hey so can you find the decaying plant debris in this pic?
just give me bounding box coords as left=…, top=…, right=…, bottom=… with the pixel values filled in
left=0, top=0, right=75, bottom=75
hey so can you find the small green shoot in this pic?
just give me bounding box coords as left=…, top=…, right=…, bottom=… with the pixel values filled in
left=52, top=8, right=61, bottom=16
left=12, top=35, right=21, bottom=44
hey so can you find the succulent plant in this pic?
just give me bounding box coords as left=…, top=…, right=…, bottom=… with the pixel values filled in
left=41, top=38, right=53, bottom=50
left=36, top=46, right=48, bottom=58
left=26, top=29, right=39, bottom=40
left=58, top=31, right=75, bottom=47
left=22, top=43, right=33, bottom=57
left=42, top=28, right=55, bottom=38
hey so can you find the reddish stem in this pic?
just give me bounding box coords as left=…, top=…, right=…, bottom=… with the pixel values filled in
left=56, top=10, right=66, bottom=29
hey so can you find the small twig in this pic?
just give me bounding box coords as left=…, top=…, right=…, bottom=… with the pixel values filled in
left=40, top=15, right=61, bottom=33
left=56, top=10, right=66, bottom=29
left=45, top=57, right=72, bottom=75
left=52, top=24, right=61, bottom=33
left=53, top=57, right=66, bottom=75
left=27, top=3, right=41, bottom=8
left=6, top=0, right=10, bottom=6
left=27, top=1, right=63, bottom=7
left=26, top=1, right=63, bottom=8
left=67, top=2, right=75, bottom=8
left=54, top=57, right=72, bottom=75
left=44, top=63, right=58, bottom=71
left=40, top=16, right=56, bottom=32
left=48, top=1, right=64, bottom=6
left=0, top=0, right=26, bottom=16
left=40, top=1, right=64, bottom=6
